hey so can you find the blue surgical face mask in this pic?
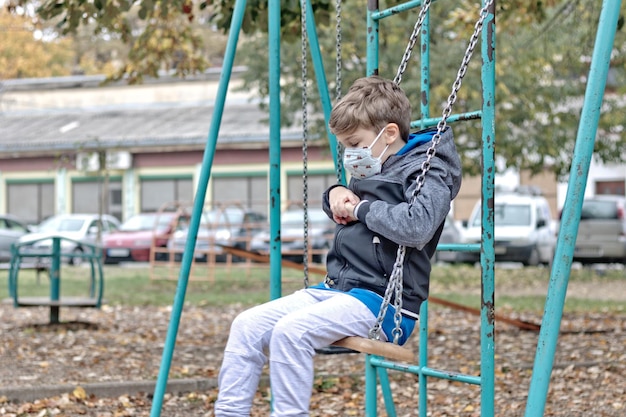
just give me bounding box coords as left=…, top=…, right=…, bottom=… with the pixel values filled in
left=343, top=127, right=390, bottom=179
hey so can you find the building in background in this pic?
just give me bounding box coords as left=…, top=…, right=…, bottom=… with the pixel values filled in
left=0, top=70, right=339, bottom=225
left=1, top=71, right=623, bottom=226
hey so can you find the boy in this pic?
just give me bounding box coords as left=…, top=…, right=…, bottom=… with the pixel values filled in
left=214, top=76, right=462, bottom=416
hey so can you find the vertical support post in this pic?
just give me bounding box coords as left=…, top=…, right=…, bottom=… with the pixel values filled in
left=419, top=8, right=430, bottom=129
left=418, top=10, right=432, bottom=411
left=378, top=366, right=397, bottom=417
left=479, top=1, right=496, bottom=416
left=418, top=300, right=429, bottom=417
left=149, top=1, right=248, bottom=415
left=96, top=248, right=104, bottom=308
left=88, top=252, right=96, bottom=298
left=305, top=0, right=345, bottom=185
left=366, top=0, right=380, bottom=76
left=49, top=236, right=61, bottom=324
left=9, top=245, right=19, bottom=300
left=364, top=354, right=378, bottom=417
left=268, top=0, right=282, bottom=300
left=524, top=1, right=621, bottom=415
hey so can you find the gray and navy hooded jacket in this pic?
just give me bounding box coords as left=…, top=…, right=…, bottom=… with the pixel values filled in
left=322, top=127, right=462, bottom=319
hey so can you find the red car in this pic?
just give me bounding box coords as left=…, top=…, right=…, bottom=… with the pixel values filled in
left=103, top=212, right=185, bottom=264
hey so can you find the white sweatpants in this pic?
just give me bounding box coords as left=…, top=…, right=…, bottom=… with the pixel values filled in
left=214, top=287, right=382, bottom=417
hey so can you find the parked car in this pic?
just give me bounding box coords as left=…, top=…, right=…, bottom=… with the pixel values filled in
left=17, top=213, right=121, bottom=265
left=572, top=195, right=626, bottom=264
left=168, top=207, right=267, bottom=262
left=461, top=188, right=556, bottom=266
left=250, top=208, right=335, bottom=264
left=102, top=212, right=187, bottom=264
left=0, top=215, right=32, bottom=262
left=432, top=214, right=464, bottom=263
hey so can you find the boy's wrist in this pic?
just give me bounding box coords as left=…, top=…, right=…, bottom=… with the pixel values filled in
left=354, top=200, right=371, bottom=222
left=323, top=184, right=346, bottom=214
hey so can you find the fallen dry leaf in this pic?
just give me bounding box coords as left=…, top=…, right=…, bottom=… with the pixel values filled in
left=0, top=295, right=623, bottom=416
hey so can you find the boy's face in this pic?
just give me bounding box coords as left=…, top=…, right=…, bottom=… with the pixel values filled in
left=336, top=123, right=403, bottom=164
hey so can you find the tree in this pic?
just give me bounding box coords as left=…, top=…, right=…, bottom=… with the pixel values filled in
left=0, top=9, right=75, bottom=78
left=8, top=0, right=227, bottom=83
left=210, top=0, right=626, bottom=179
left=5, top=0, right=626, bottom=178
left=233, top=0, right=626, bottom=179
left=494, top=1, right=626, bottom=179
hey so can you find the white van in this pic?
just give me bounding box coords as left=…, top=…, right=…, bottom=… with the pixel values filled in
left=461, top=187, right=556, bottom=266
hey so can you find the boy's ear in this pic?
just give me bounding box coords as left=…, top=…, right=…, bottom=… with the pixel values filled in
left=384, top=123, right=401, bottom=143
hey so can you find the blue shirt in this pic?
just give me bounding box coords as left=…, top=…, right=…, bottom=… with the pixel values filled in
left=310, top=282, right=416, bottom=345
left=396, top=129, right=437, bottom=156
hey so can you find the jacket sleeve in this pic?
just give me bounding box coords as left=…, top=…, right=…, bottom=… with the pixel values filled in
left=362, top=143, right=462, bottom=249
left=322, top=183, right=347, bottom=220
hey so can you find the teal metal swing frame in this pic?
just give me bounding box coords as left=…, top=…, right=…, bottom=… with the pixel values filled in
left=148, top=0, right=623, bottom=416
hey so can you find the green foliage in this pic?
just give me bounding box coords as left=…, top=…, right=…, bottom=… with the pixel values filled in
left=0, top=9, right=75, bottom=78
left=494, top=1, right=626, bottom=179
left=13, top=0, right=218, bottom=82
left=232, top=0, right=626, bottom=179
left=211, top=0, right=332, bottom=41
left=4, top=0, right=626, bottom=175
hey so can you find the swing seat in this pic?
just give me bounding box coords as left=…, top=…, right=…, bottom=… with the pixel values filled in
left=332, top=336, right=415, bottom=363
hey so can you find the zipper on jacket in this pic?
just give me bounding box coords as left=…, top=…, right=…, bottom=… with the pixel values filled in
left=372, top=235, right=389, bottom=281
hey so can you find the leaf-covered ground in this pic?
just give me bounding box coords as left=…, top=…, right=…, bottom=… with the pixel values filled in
left=0, top=279, right=624, bottom=416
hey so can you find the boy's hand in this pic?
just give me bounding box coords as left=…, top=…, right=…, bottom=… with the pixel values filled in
left=329, top=186, right=360, bottom=224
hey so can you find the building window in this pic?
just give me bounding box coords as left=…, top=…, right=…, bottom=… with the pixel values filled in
left=140, top=177, right=194, bottom=212
left=6, top=181, right=55, bottom=225
left=287, top=172, right=337, bottom=209
left=111, top=189, right=123, bottom=205
left=212, top=175, right=268, bottom=215
left=595, top=180, right=625, bottom=196
left=72, top=178, right=123, bottom=221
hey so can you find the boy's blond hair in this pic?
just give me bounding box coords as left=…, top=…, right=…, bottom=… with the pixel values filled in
left=329, top=76, right=412, bottom=141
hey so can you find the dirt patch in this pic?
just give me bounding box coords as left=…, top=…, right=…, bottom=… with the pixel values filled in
left=0, top=299, right=624, bottom=416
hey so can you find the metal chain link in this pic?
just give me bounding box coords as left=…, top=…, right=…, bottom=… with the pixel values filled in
left=335, top=0, right=343, bottom=100
left=393, top=0, right=432, bottom=85
left=335, top=0, right=344, bottom=184
left=300, top=0, right=310, bottom=287
left=370, top=0, right=495, bottom=342
left=368, top=245, right=407, bottom=342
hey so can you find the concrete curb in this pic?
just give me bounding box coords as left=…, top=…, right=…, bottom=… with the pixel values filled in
left=0, top=378, right=218, bottom=403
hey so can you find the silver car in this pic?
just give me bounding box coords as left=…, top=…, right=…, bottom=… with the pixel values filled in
left=17, top=213, right=121, bottom=265
left=432, top=215, right=463, bottom=263
left=168, top=208, right=267, bottom=262
left=250, top=208, right=335, bottom=264
left=573, top=195, right=626, bottom=264
left=0, top=215, right=31, bottom=263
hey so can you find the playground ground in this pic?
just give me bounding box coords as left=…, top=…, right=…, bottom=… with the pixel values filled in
left=0, top=272, right=624, bottom=416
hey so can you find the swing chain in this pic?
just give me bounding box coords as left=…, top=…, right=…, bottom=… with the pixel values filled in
left=301, top=0, right=310, bottom=287
left=368, top=245, right=407, bottom=343
left=302, top=0, right=345, bottom=287
left=393, top=0, right=432, bottom=85
left=370, top=0, right=494, bottom=343
left=335, top=0, right=343, bottom=99
left=412, top=0, right=494, bottom=202
left=335, top=0, right=344, bottom=184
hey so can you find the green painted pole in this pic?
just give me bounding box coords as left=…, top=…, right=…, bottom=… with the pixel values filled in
left=304, top=0, right=345, bottom=185
left=149, top=0, right=248, bottom=415
left=479, top=1, right=496, bottom=416
left=421, top=9, right=430, bottom=124
left=524, top=1, right=621, bottom=415
left=364, top=354, right=378, bottom=416
left=418, top=300, right=429, bottom=417
left=366, top=1, right=379, bottom=76
left=50, top=237, right=61, bottom=324
left=268, top=0, right=282, bottom=300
